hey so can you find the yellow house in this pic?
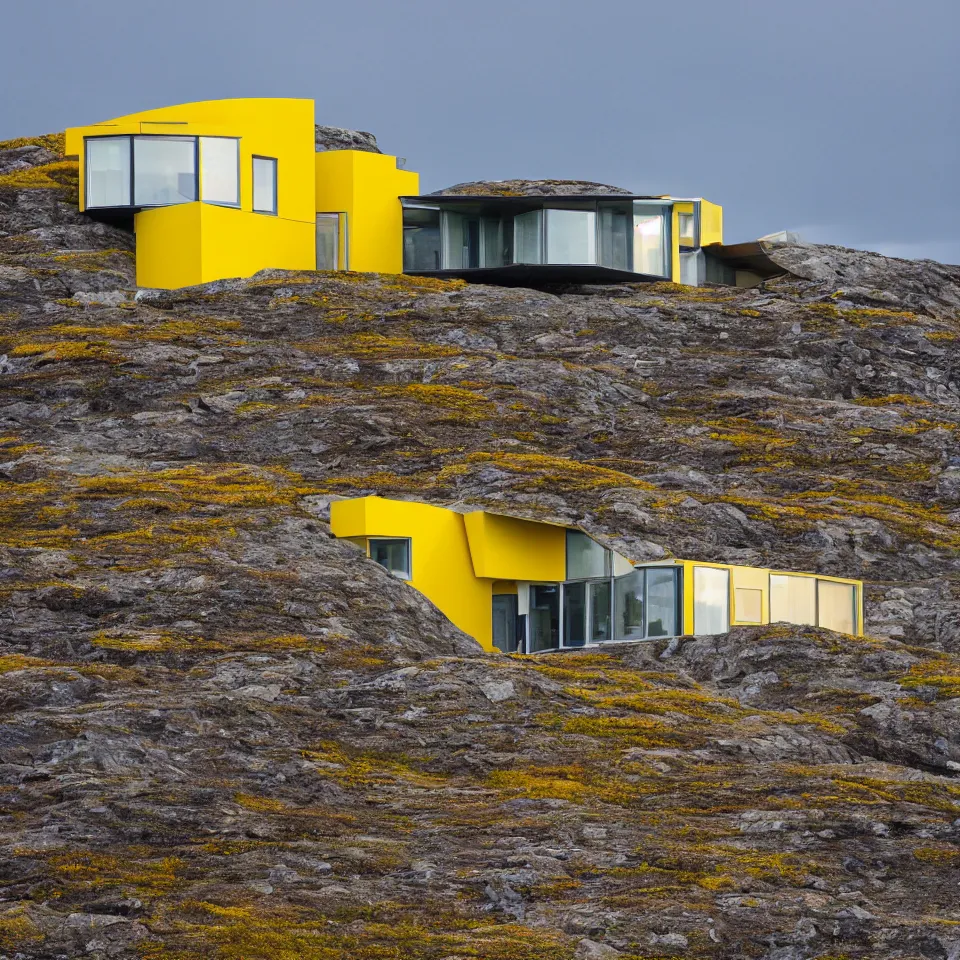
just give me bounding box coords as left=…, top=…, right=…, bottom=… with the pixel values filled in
left=330, top=496, right=864, bottom=654
left=63, top=96, right=784, bottom=291
left=65, top=98, right=418, bottom=289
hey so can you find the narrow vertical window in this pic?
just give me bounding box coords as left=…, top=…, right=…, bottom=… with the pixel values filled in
left=316, top=213, right=340, bottom=270
left=200, top=137, right=239, bottom=206
left=252, top=156, right=277, bottom=215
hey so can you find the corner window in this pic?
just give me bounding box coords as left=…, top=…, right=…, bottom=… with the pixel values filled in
left=612, top=567, right=679, bottom=642
left=86, top=137, right=132, bottom=208
left=253, top=156, right=277, bottom=214
left=133, top=136, right=196, bottom=206
left=200, top=137, right=239, bottom=206
left=693, top=566, right=729, bottom=635
left=369, top=538, right=411, bottom=580
left=403, top=205, right=441, bottom=271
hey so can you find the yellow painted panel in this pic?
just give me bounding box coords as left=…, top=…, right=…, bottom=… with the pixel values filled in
left=699, top=199, right=723, bottom=246
left=330, top=497, right=493, bottom=650
left=463, top=511, right=566, bottom=583
left=492, top=581, right=518, bottom=595
left=197, top=203, right=314, bottom=282
left=730, top=565, right=769, bottom=625
left=670, top=205, right=682, bottom=282
left=134, top=202, right=203, bottom=289
left=315, top=150, right=419, bottom=273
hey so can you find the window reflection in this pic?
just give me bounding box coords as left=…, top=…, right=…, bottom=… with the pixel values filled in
left=86, top=137, right=131, bottom=208
left=134, top=137, right=196, bottom=206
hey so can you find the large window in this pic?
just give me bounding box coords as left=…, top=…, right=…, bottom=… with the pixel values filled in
left=693, top=566, right=729, bottom=635
left=817, top=580, right=857, bottom=634
left=86, top=137, right=132, bottom=208
left=369, top=538, right=411, bottom=580
left=253, top=156, right=278, bottom=214
left=769, top=574, right=816, bottom=626
left=598, top=202, right=631, bottom=271
left=133, top=136, right=196, bottom=206
left=200, top=137, right=239, bottom=206
left=633, top=203, right=668, bottom=276
left=612, top=567, right=679, bottom=642
left=403, top=205, right=441, bottom=271
left=514, top=210, right=543, bottom=264
left=529, top=585, right=560, bottom=652
left=442, top=211, right=480, bottom=268
left=545, top=208, right=597, bottom=265
left=566, top=531, right=610, bottom=580
left=614, top=570, right=645, bottom=641
left=85, top=134, right=239, bottom=210
left=316, top=213, right=341, bottom=270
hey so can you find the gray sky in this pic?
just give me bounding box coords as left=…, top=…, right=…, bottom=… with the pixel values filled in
left=3, top=0, right=958, bottom=263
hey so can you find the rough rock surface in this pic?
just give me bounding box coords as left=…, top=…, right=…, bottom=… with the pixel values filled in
left=314, top=125, right=381, bottom=154
left=1, top=133, right=959, bottom=960
left=432, top=179, right=637, bottom=197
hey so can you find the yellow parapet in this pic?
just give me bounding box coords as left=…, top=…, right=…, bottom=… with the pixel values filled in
left=315, top=150, right=419, bottom=274
left=699, top=199, right=723, bottom=246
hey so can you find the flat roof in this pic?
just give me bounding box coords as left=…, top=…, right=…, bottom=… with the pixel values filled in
left=402, top=194, right=671, bottom=210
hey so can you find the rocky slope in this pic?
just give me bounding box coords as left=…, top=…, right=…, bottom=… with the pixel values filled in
left=0, top=135, right=959, bottom=960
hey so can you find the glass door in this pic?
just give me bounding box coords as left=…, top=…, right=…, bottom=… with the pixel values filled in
left=316, top=213, right=340, bottom=270
left=492, top=594, right=520, bottom=653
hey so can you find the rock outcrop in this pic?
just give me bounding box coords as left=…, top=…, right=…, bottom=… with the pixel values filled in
left=314, top=124, right=381, bottom=154
left=432, top=178, right=637, bottom=197
left=0, top=131, right=959, bottom=960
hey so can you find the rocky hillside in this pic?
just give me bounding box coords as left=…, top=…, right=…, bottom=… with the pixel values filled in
left=1, top=134, right=959, bottom=960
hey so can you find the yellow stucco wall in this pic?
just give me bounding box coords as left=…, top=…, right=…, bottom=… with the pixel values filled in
left=66, top=98, right=318, bottom=288
left=315, top=151, right=419, bottom=273
left=699, top=200, right=724, bottom=246
left=463, top=511, right=566, bottom=582
left=330, top=497, right=494, bottom=649
left=135, top=201, right=314, bottom=288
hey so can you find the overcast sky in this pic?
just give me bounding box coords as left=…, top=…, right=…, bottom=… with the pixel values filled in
left=3, top=0, right=958, bottom=263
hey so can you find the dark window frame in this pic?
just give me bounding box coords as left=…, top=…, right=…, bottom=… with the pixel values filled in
left=252, top=154, right=278, bottom=216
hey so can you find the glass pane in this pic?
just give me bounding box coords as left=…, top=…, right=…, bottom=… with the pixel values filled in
left=529, top=585, right=560, bottom=652
left=769, top=574, right=816, bottom=626
left=514, top=210, right=542, bottom=264
left=598, top=202, right=631, bottom=270
left=253, top=156, right=277, bottom=214
left=86, top=137, right=131, bottom=208
left=369, top=538, right=410, bottom=579
left=693, top=566, right=729, bottom=635
left=735, top=587, right=763, bottom=623
left=589, top=581, right=611, bottom=643
left=441, top=211, right=465, bottom=268
left=633, top=203, right=667, bottom=276
left=614, top=570, right=645, bottom=641
left=678, top=212, right=695, bottom=246
left=134, top=137, right=196, bottom=206
left=563, top=582, right=586, bottom=648
left=818, top=580, right=856, bottom=634
left=482, top=217, right=504, bottom=267
left=200, top=137, right=239, bottom=205
left=646, top=568, right=678, bottom=637
left=316, top=214, right=339, bottom=270
left=403, top=206, right=441, bottom=271
left=545, top=209, right=597, bottom=264
left=492, top=594, right=519, bottom=653
left=566, top=531, right=609, bottom=580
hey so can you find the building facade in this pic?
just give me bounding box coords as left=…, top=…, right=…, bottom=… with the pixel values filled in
left=65, top=97, right=779, bottom=291
left=330, top=496, right=864, bottom=654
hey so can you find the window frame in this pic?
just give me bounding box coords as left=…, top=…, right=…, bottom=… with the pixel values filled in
left=132, top=134, right=199, bottom=208
left=252, top=154, right=278, bottom=216
left=367, top=537, right=412, bottom=581
left=84, top=135, right=134, bottom=210
left=199, top=135, right=241, bottom=208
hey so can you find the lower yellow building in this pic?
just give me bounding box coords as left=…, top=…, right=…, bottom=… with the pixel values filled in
left=330, top=496, right=864, bottom=654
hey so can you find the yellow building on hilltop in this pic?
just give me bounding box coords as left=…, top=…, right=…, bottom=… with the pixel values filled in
left=64, top=97, right=778, bottom=291
left=330, top=496, right=864, bottom=654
